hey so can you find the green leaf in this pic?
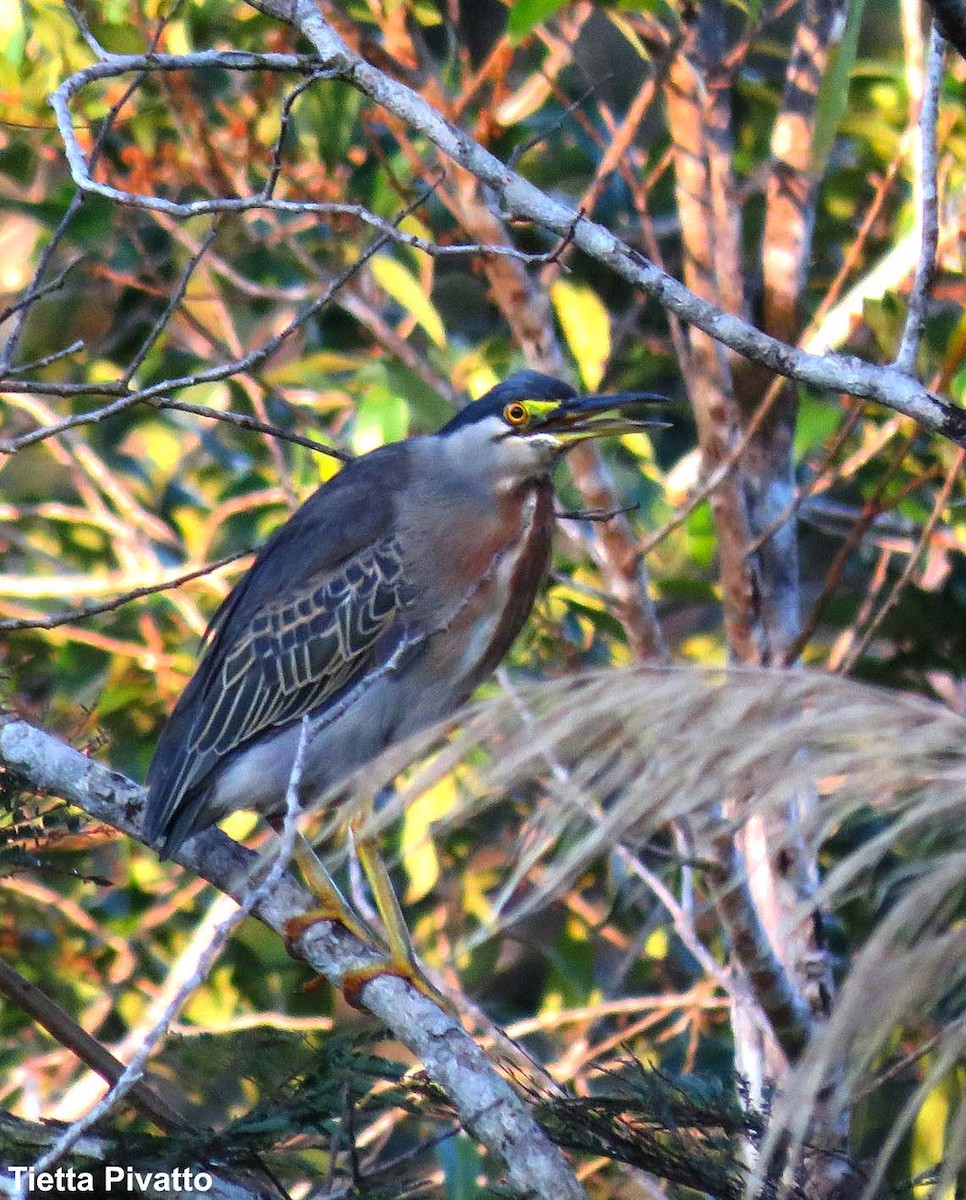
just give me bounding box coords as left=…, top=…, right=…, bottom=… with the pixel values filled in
left=550, top=278, right=611, bottom=390
left=352, top=383, right=410, bottom=455
left=371, top=254, right=446, bottom=347
left=507, top=0, right=567, bottom=41
left=0, top=0, right=25, bottom=65
left=440, top=1133, right=482, bottom=1199
left=811, top=0, right=868, bottom=174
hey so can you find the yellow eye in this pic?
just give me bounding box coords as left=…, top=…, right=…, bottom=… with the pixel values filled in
left=503, top=402, right=529, bottom=426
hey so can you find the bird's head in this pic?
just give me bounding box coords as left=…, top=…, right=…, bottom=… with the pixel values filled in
left=435, top=370, right=669, bottom=487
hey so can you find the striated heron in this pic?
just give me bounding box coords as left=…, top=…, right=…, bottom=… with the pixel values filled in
left=144, top=370, right=667, bottom=999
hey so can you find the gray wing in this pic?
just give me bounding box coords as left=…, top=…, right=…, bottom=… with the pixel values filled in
left=144, top=448, right=412, bottom=853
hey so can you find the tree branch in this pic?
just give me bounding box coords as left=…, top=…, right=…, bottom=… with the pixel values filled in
left=894, top=23, right=946, bottom=375
left=0, top=959, right=186, bottom=1134
left=0, top=717, right=589, bottom=1200
left=255, top=1, right=966, bottom=447
left=664, top=7, right=759, bottom=664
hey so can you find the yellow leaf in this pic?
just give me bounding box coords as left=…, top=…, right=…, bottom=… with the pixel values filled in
left=401, top=775, right=457, bottom=902
left=645, top=928, right=668, bottom=960
left=263, top=351, right=364, bottom=387
left=465, top=365, right=500, bottom=397
left=550, top=279, right=611, bottom=390
left=461, top=868, right=495, bottom=928
left=0, top=0, right=24, bottom=60
left=912, top=1084, right=953, bottom=1200
left=163, top=18, right=191, bottom=56
left=371, top=255, right=445, bottom=347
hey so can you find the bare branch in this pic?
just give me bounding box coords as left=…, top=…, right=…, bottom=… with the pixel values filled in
left=121, top=226, right=220, bottom=385
left=0, top=193, right=86, bottom=375
left=0, top=550, right=251, bottom=632
left=0, top=959, right=186, bottom=1134
left=262, top=3, right=966, bottom=447
left=7, top=340, right=86, bottom=376
left=0, top=718, right=590, bottom=1200
left=47, top=49, right=568, bottom=267
left=0, top=190, right=423, bottom=454
left=0, top=262, right=84, bottom=331
left=152, top=399, right=351, bottom=460
left=18, top=720, right=305, bottom=1187
left=265, top=70, right=331, bottom=197
left=894, top=24, right=946, bottom=375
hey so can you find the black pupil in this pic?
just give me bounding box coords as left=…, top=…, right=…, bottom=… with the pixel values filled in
left=509, top=405, right=525, bottom=422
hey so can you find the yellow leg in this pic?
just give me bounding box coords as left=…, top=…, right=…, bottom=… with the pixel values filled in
left=350, top=822, right=420, bottom=969
left=283, top=830, right=449, bottom=1012
left=342, top=818, right=451, bottom=1011
left=284, top=833, right=378, bottom=948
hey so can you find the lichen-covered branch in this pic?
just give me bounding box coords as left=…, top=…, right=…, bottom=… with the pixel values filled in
left=240, top=0, right=966, bottom=448
left=0, top=717, right=589, bottom=1200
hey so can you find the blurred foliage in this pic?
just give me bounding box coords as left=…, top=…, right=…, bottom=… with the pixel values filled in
left=1, top=0, right=965, bottom=1196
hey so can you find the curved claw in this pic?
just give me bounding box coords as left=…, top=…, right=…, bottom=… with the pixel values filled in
left=342, top=959, right=454, bottom=1015
left=284, top=905, right=375, bottom=953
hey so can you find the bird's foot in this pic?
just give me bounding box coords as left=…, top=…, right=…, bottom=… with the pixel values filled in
left=283, top=910, right=453, bottom=1014
left=342, top=956, right=454, bottom=1014
left=283, top=903, right=375, bottom=955
left=284, top=831, right=453, bottom=1014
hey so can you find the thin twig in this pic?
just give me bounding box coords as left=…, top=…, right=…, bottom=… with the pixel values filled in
left=6, top=340, right=86, bottom=376
left=1, top=188, right=432, bottom=454
left=894, top=23, right=946, bottom=375
left=838, top=446, right=966, bottom=673
left=153, top=398, right=352, bottom=460
left=0, top=958, right=187, bottom=1133
left=0, top=262, right=84, bottom=331
left=62, top=0, right=110, bottom=58
left=48, top=50, right=568, bottom=262
left=0, top=196, right=85, bottom=375
left=265, top=70, right=331, bottom=196
left=121, top=226, right=220, bottom=385
left=15, top=719, right=308, bottom=1193
left=0, top=550, right=252, bottom=631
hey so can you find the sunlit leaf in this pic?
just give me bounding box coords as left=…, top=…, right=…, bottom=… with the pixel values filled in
left=811, top=0, right=868, bottom=173
left=371, top=254, right=446, bottom=347
left=507, top=0, right=566, bottom=41
left=352, top=383, right=409, bottom=455
left=401, top=775, right=457, bottom=903
left=550, top=279, right=611, bottom=391
left=0, top=0, right=25, bottom=65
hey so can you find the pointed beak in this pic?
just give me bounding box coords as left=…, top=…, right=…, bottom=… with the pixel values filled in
left=539, top=390, right=671, bottom=442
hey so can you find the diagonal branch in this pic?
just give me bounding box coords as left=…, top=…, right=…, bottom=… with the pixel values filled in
left=0, top=717, right=589, bottom=1200
left=894, top=23, right=946, bottom=375
left=0, top=959, right=186, bottom=1134
left=255, top=0, right=966, bottom=448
